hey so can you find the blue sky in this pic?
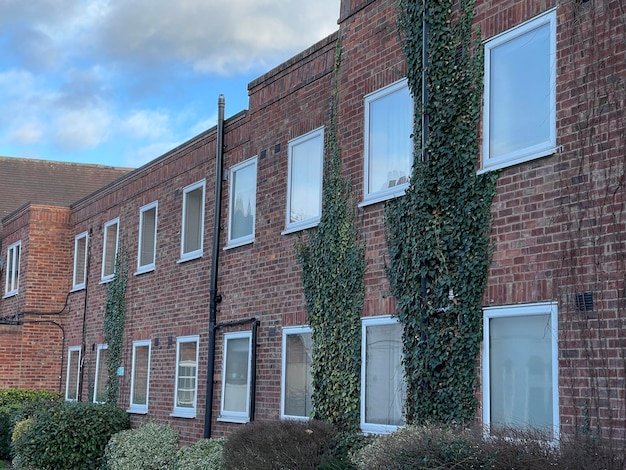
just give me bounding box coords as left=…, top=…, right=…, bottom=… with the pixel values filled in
left=0, top=0, right=340, bottom=169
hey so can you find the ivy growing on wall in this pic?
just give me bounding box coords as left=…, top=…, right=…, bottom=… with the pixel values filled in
left=104, top=249, right=129, bottom=406
left=295, top=38, right=365, bottom=433
left=385, top=0, right=498, bottom=424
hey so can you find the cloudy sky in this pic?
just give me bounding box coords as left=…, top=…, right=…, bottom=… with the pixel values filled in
left=0, top=0, right=340, bottom=169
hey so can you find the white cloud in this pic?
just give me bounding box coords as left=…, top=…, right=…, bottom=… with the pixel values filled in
left=124, top=141, right=182, bottom=168
left=9, top=123, right=43, bottom=144
left=54, top=107, right=111, bottom=150
left=121, top=109, right=172, bottom=140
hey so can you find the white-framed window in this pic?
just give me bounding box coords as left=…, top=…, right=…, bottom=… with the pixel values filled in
left=179, top=180, right=205, bottom=262
left=361, top=316, right=405, bottom=433
left=101, top=218, right=119, bottom=282
left=482, top=302, right=559, bottom=440
left=129, top=340, right=151, bottom=414
left=281, top=326, right=313, bottom=419
left=72, top=232, right=88, bottom=290
left=226, top=157, right=257, bottom=249
left=482, top=9, right=557, bottom=171
left=219, top=331, right=252, bottom=423
left=172, top=335, right=199, bottom=418
left=4, top=241, right=21, bottom=297
left=93, top=344, right=108, bottom=403
left=362, top=78, right=413, bottom=206
left=65, top=346, right=81, bottom=401
left=283, top=128, right=324, bottom=234
left=136, top=201, right=158, bottom=274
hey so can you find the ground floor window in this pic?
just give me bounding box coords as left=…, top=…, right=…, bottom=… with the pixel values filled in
left=129, top=340, right=151, bottom=414
left=172, top=335, right=199, bottom=418
left=361, top=316, right=405, bottom=433
left=66, top=346, right=81, bottom=401
left=220, top=331, right=252, bottom=423
left=483, top=302, right=559, bottom=439
left=93, top=344, right=108, bottom=403
left=281, top=326, right=313, bottom=419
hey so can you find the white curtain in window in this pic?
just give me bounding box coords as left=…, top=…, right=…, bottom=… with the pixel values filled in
left=290, top=138, right=322, bottom=223
left=284, top=332, right=313, bottom=417
left=223, top=337, right=250, bottom=413
left=231, top=165, right=256, bottom=240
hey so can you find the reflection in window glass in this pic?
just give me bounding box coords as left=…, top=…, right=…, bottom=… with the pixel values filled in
left=283, top=330, right=313, bottom=418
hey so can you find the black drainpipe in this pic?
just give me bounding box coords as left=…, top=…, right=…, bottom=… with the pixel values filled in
left=204, top=95, right=225, bottom=438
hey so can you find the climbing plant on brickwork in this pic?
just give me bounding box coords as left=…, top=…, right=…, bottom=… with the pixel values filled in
left=385, top=0, right=498, bottom=424
left=104, top=249, right=129, bottom=406
left=295, top=38, right=365, bottom=433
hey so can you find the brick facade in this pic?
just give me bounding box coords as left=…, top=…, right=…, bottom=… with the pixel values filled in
left=1, top=0, right=624, bottom=443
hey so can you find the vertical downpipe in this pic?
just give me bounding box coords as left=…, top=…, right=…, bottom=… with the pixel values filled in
left=204, top=95, right=225, bottom=438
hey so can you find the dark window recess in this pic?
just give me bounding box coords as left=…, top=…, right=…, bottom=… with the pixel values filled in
left=576, top=292, right=594, bottom=311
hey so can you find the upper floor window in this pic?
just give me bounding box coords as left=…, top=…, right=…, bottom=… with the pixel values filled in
left=361, top=316, right=405, bottom=433
left=281, top=326, right=313, bottom=420
left=219, top=331, right=252, bottom=423
left=72, top=232, right=88, bottom=290
left=101, top=218, right=119, bottom=282
left=66, top=346, right=81, bottom=401
left=482, top=10, right=557, bottom=171
left=93, top=344, right=108, bottom=404
left=129, top=340, right=151, bottom=414
left=363, top=78, right=413, bottom=206
left=227, top=157, right=257, bottom=248
left=180, top=180, right=205, bottom=262
left=284, top=128, right=324, bottom=233
left=4, top=241, right=21, bottom=297
left=172, top=335, right=199, bottom=418
left=137, top=201, right=158, bottom=273
left=483, top=302, right=559, bottom=440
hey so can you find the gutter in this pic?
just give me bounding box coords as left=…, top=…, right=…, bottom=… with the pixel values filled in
left=204, top=95, right=225, bottom=438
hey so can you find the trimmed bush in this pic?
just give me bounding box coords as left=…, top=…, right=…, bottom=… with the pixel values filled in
left=0, top=389, right=62, bottom=460
left=175, top=438, right=225, bottom=470
left=223, top=419, right=341, bottom=470
left=103, top=422, right=179, bottom=470
left=12, top=402, right=129, bottom=470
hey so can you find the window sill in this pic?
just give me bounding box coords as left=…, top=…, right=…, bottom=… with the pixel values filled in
left=479, top=146, right=558, bottom=174
left=3, top=291, right=18, bottom=299
left=177, top=252, right=203, bottom=264
left=99, top=277, right=113, bottom=285
left=281, top=219, right=320, bottom=235
left=361, top=423, right=402, bottom=434
left=134, top=266, right=155, bottom=276
left=359, top=185, right=407, bottom=208
left=217, top=415, right=250, bottom=424
left=170, top=409, right=196, bottom=419
left=127, top=408, right=148, bottom=415
left=224, top=237, right=254, bottom=251
left=70, top=285, right=85, bottom=293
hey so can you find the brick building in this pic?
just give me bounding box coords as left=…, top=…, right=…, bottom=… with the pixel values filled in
left=1, top=0, right=625, bottom=443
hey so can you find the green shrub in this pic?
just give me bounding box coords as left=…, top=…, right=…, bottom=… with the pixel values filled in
left=103, top=422, right=179, bottom=470
left=12, top=401, right=129, bottom=470
left=175, top=438, right=225, bottom=470
left=0, top=389, right=62, bottom=460
left=223, top=419, right=341, bottom=470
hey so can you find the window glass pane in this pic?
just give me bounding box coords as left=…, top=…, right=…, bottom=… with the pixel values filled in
left=365, top=322, right=405, bottom=426
left=231, top=163, right=256, bottom=240
left=224, top=337, right=250, bottom=413
left=74, top=236, right=87, bottom=285
left=140, top=207, right=156, bottom=266
left=368, top=85, right=412, bottom=195
left=67, top=349, right=80, bottom=400
left=285, top=332, right=313, bottom=417
left=94, top=347, right=108, bottom=403
left=14, top=244, right=20, bottom=290
left=289, top=136, right=322, bottom=224
left=103, top=222, right=118, bottom=277
left=5, top=247, right=14, bottom=293
left=176, top=341, right=197, bottom=408
left=489, top=22, right=550, bottom=159
left=489, top=314, right=553, bottom=429
left=184, top=188, right=203, bottom=253
left=132, top=345, right=149, bottom=406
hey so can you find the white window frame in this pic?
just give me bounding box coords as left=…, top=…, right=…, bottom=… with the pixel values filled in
left=101, top=218, right=119, bottom=282
left=362, top=78, right=413, bottom=207
left=72, top=232, right=88, bottom=290
left=172, top=335, right=200, bottom=418
left=136, top=201, right=158, bottom=274
left=281, top=326, right=313, bottom=420
left=219, top=331, right=252, bottom=423
left=283, top=128, right=324, bottom=234
left=482, top=301, right=559, bottom=441
left=481, top=9, right=557, bottom=172
left=65, top=346, right=81, bottom=401
left=4, top=240, right=21, bottom=297
left=226, top=157, right=257, bottom=249
left=128, top=340, right=151, bottom=414
left=179, top=180, right=205, bottom=262
left=361, top=315, right=405, bottom=434
left=93, top=344, right=108, bottom=403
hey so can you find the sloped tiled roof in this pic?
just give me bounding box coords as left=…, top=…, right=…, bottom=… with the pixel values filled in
left=0, top=156, right=132, bottom=224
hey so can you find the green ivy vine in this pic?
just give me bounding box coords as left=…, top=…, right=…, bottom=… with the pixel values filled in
left=104, top=249, right=129, bottom=406
left=385, top=0, right=498, bottom=424
left=295, top=38, right=365, bottom=433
